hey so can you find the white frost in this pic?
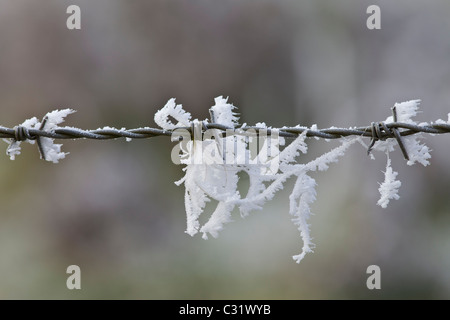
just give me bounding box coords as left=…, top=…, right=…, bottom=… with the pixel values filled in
left=4, top=109, right=75, bottom=162
left=3, top=96, right=439, bottom=264
left=3, top=109, right=75, bottom=163
left=209, top=96, right=239, bottom=128
left=370, top=99, right=431, bottom=206
left=386, top=99, right=421, bottom=124
left=154, top=97, right=437, bottom=263
left=373, top=100, right=431, bottom=166
left=290, top=174, right=316, bottom=263
left=377, top=158, right=401, bottom=208
left=4, top=117, right=39, bottom=160
left=44, top=109, right=76, bottom=130
left=40, top=109, right=76, bottom=163
left=404, top=135, right=431, bottom=166
left=156, top=96, right=361, bottom=263
left=154, top=98, right=192, bottom=130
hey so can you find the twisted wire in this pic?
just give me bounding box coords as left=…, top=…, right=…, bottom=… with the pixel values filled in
left=0, top=121, right=449, bottom=141
left=2, top=111, right=450, bottom=162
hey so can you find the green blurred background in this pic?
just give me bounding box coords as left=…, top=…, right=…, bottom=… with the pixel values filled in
left=1, top=0, right=450, bottom=299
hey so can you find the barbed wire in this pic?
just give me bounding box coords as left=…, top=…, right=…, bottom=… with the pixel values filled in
left=2, top=119, right=450, bottom=140
left=1, top=110, right=449, bottom=161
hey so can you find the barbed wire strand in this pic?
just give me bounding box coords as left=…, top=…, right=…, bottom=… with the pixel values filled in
left=2, top=121, right=450, bottom=141
left=0, top=111, right=449, bottom=160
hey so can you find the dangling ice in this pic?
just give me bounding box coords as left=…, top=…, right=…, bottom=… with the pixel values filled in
left=154, top=96, right=432, bottom=263
left=377, top=158, right=401, bottom=208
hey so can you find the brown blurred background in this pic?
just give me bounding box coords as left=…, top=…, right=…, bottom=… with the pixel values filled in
left=0, top=0, right=450, bottom=299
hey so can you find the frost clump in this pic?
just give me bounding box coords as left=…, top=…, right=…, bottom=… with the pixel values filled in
left=156, top=96, right=360, bottom=263
left=154, top=98, right=192, bottom=130
left=4, top=109, right=75, bottom=163
left=371, top=100, right=431, bottom=207
left=4, top=117, right=39, bottom=160
left=377, top=158, right=401, bottom=208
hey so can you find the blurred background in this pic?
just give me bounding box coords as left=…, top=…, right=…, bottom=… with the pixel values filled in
left=0, top=0, right=449, bottom=299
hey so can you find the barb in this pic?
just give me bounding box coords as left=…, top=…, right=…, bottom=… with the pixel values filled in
left=366, top=106, right=411, bottom=160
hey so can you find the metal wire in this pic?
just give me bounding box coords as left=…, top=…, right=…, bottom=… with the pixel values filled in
left=1, top=112, right=449, bottom=162
left=1, top=121, right=449, bottom=141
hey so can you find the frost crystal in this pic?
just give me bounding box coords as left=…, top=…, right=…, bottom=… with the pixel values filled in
left=40, top=109, right=76, bottom=163
left=209, top=96, right=239, bottom=128
left=154, top=98, right=192, bottom=130
left=377, top=158, right=401, bottom=208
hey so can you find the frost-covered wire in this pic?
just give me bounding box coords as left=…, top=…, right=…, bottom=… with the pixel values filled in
left=1, top=117, right=450, bottom=142
left=2, top=97, right=450, bottom=263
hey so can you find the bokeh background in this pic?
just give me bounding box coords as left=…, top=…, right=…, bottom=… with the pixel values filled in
left=0, top=0, right=449, bottom=299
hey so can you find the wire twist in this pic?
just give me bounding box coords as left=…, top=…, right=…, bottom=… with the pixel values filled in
left=366, top=106, right=410, bottom=160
